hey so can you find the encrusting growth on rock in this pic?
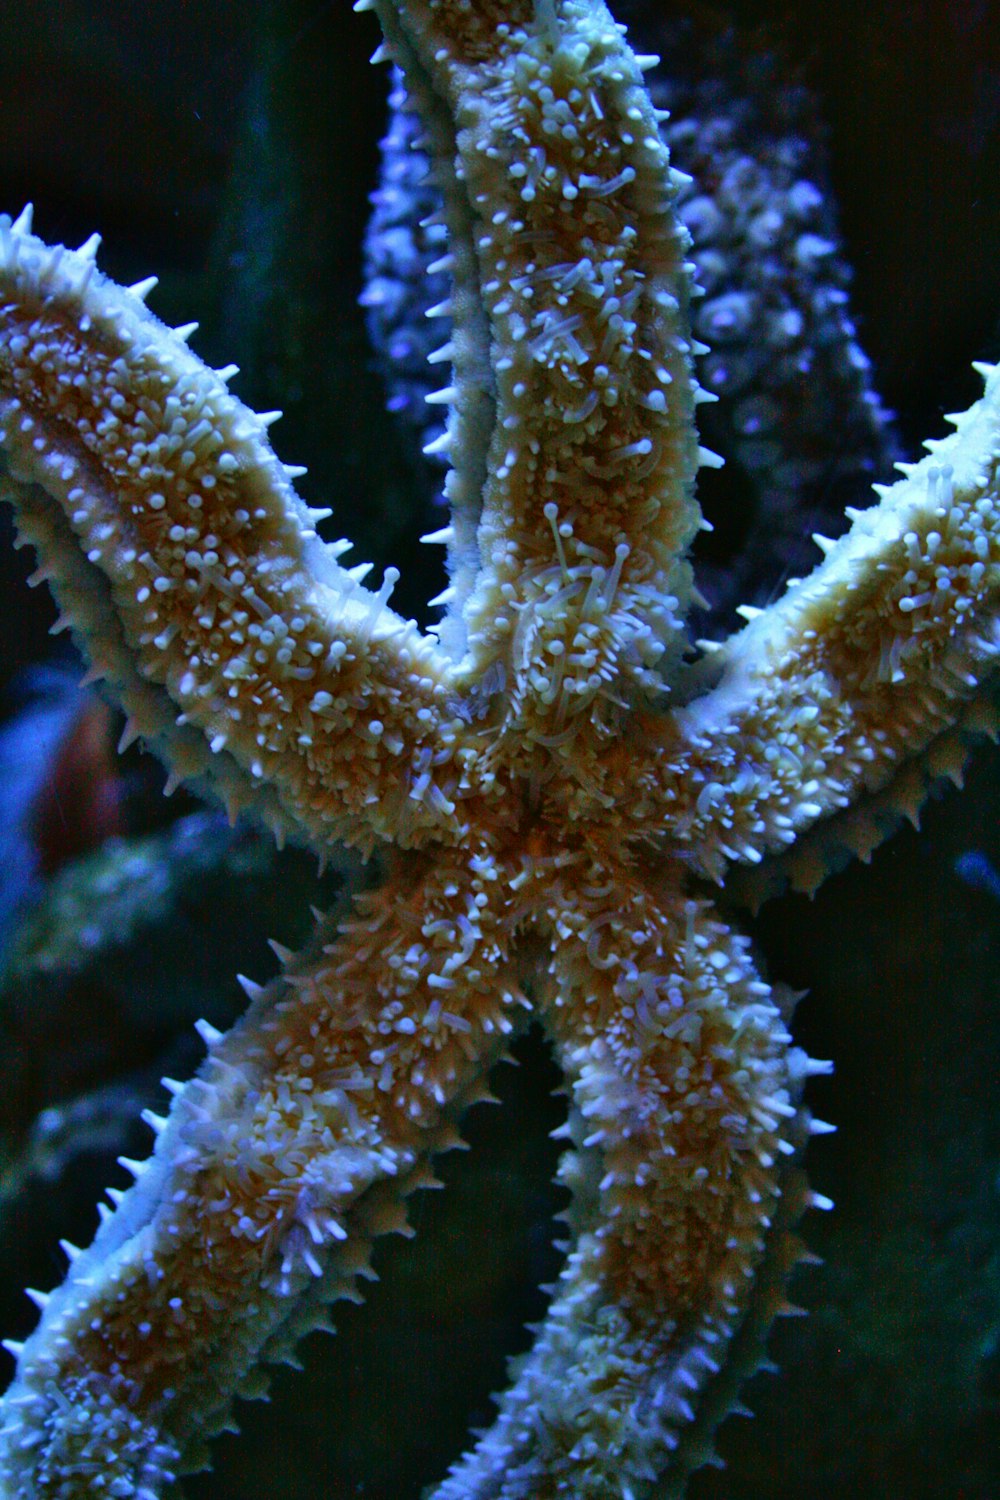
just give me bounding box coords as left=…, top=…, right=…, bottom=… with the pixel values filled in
left=0, top=1, right=996, bottom=1496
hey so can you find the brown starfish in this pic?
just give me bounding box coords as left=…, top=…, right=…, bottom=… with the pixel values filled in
left=0, top=2, right=996, bottom=1496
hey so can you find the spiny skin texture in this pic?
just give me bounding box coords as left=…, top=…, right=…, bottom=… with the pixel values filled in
left=0, top=0, right=997, bottom=1496
left=364, top=19, right=899, bottom=630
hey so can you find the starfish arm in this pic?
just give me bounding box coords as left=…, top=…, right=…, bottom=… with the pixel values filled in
left=650, top=363, right=1000, bottom=881
left=0, top=848, right=527, bottom=1498
left=434, top=882, right=816, bottom=1499
left=0, top=211, right=474, bottom=855
left=367, top=18, right=901, bottom=636
left=373, top=0, right=713, bottom=732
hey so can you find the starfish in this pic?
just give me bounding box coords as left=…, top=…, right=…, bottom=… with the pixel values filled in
left=0, top=1, right=997, bottom=1497
left=362, top=13, right=901, bottom=631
